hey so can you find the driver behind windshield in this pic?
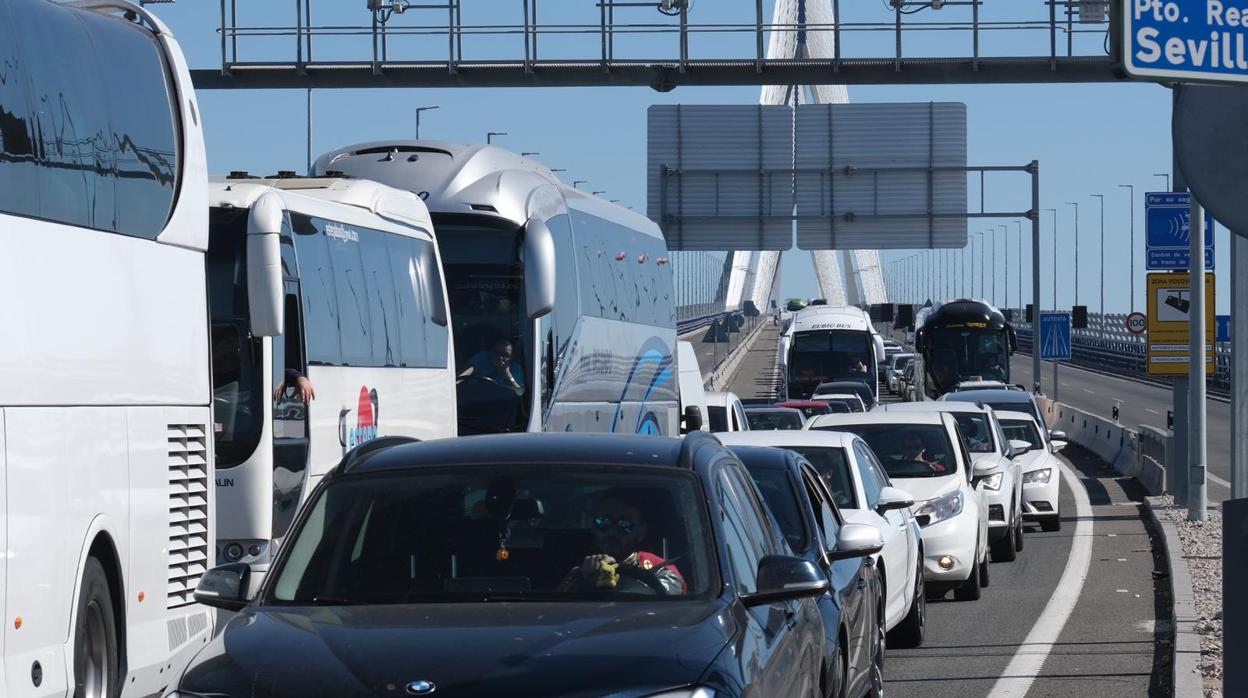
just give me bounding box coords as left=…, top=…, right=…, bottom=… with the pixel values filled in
left=459, top=338, right=525, bottom=395
left=903, top=432, right=947, bottom=474
left=980, top=353, right=1005, bottom=381
left=559, top=489, right=686, bottom=595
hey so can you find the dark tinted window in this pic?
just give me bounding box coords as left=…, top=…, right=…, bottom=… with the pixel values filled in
left=787, top=446, right=856, bottom=509
left=744, top=409, right=804, bottom=431
left=717, top=470, right=762, bottom=594
left=952, top=412, right=995, bottom=453
left=999, top=418, right=1043, bottom=447
left=745, top=467, right=807, bottom=553
left=291, top=214, right=342, bottom=365
left=707, top=406, right=729, bottom=433
left=801, top=467, right=841, bottom=545
left=0, top=0, right=39, bottom=218
left=853, top=441, right=884, bottom=507
left=3, top=0, right=178, bottom=237
left=572, top=211, right=674, bottom=327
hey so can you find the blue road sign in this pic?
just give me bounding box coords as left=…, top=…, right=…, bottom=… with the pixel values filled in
left=1123, top=0, right=1248, bottom=84
left=1040, top=312, right=1072, bottom=361
left=1217, top=315, right=1232, bottom=343
left=1145, top=192, right=1215, bottom=271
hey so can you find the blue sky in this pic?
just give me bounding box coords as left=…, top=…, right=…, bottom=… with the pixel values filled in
left=155, top=1, right=1230, bottom=314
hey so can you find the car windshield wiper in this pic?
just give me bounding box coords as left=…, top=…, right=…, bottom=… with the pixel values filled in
left=307, top=595, right=371, bottom=606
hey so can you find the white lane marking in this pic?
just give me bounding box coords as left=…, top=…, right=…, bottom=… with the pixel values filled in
left=1145, top=409, right=1160, bottom=415
left=987, top=460, right=1094, bottom=698
left=1209, top=472, right=1232, bottom=489
left=1082, top=389, right=1095, bottom=394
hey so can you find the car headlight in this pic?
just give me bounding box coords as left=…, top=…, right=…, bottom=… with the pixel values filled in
left=980, top=472, right=1004, bottom=491
left=646, top=689, right=715, bottom=698
left=914, top=491, right=964, bottom=527
left=1024, top=468, right=1052, bottom=484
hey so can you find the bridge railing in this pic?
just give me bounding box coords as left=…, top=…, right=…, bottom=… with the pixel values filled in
left=1012, top=309, right=1231, bottom=397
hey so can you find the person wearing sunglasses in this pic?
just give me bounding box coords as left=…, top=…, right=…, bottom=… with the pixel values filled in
left=558, top=490, right=686, bottom=595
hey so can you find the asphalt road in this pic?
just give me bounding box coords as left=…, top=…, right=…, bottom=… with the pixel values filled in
left=1011, top=355, right=1234, bottom=503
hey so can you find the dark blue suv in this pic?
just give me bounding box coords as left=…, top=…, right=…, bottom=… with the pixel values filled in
left=181, top=433, right=843, bottom=698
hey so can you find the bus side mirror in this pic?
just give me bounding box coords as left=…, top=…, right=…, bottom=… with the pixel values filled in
left=246, top=193, right=285, bottom=338
left=417, top=242, right=449, bottom=327
left=681, top=405, right=704, bottom=434
left=523, top=217, right=556, bottom=320
left=1008, top=325, right=1018, bottom=353
left=873, top=334, right=886, bottom=366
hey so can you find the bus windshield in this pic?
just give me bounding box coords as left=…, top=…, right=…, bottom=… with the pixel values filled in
left=433, top=216, right=532, bottom=434
left=787, top=330, right=873, bottom=399
left=925, top=329, right=1010, bottom=395
left=207, top=208, right=264, bottom=469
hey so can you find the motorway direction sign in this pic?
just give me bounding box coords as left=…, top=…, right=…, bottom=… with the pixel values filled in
left=1126, top=311, right=1147, bottom=335
left=1039, top=312, right=1072, bottom=361
left=1145, top=192, right=1215, bottom=270
left=1217, top=314, right=1232, bottom=343
left=1122, top=0, right=1248, bottom=84
left=1146, top=272, right=1216, bottom=376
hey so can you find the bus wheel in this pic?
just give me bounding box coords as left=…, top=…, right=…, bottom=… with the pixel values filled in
left=74, top=558, right=119, bottom=698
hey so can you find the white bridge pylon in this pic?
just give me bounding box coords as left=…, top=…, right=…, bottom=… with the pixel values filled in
left=749, top=0, right=889, bottom=308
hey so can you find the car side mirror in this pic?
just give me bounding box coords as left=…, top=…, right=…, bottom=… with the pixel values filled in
left=1050, top=430, right=1067, bottom=442
left=193, top=563, right=252, bottom=612
left=523, top=217, right=556, bottom=320
left=246, top=192, right=285, bottom=338
left=826, top=523, right=885, bottom=562
left=1009, top=439, right=1033, bottom=456
left=741, top=555, right=829, bottom=607
left=681, top=405, right=704, bottom=434
left=875, top=486, right=914, bottom=515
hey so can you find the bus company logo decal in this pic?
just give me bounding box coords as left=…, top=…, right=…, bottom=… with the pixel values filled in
left=811, top=322, right=854, bottom=330
left=325, top=222, right=359, bottom=243
left=340, top=386, right=380, bottom=450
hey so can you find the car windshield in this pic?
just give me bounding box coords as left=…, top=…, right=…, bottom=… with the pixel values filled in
left=784, top=446, right=856, bottom=509
left=1000, top=419, right=1043, bottom=448
left=745, top=410, right=804, bottom=431
left=269, top=467, right=715, bottom=604
left=822, top=398, right=862, bottom=413
left=981, top=400, right=1040, bottom=424
left=816, top=423, right=956, bottom=479
left=951, top=413, right=995, bottom=453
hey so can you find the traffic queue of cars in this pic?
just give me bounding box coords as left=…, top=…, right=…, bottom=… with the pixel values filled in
left=175, top=345, right=1066, bottom=698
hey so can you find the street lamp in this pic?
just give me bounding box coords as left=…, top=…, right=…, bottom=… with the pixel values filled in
left=997, top=224, right=1007, bottom=309
left=415, top=105, right=439, bottom=139
left=1153, top=173, right=1170, bottom=191
left=1045, top=208, right=1058, bottom=310
left=1065, top=201, right=1080, bottom=307
left=572, top=180, right=588, bottom=189
left=1118, top=184, right=1136, bottom=312
left=591, top=190, right=607, bottom=196
left=486, top=131, right=508, bottom=144
left=521, top=152, right=540, bottom=157
left=1014, top=220, right=1023, bottom=313
left=1091, top=193, right=1105, bottom=318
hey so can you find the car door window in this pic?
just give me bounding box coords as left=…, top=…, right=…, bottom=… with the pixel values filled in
left=727, top=466, right=785, bottom=555
left=853, top=442, right=883, bottom=509
left=718, top=470, right=763, bottom=594
left=800, top=466, right=841, bottom=547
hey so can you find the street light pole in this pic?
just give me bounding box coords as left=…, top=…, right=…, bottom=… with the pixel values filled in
left=1153, top=173, right=1170, bottom=191
left=1015, top=221, right=1023, bottom=312
left=1066, top=202, right=1080, bottom=307
left=572, top=180, right=588, bottom=189
left=1045, top=208, right=1058, bottom=310
left=486, top=131, right=508, bottom=144
left=415, top=105, right=439, bottom=139
left=1118, top=184, right=1136, bottom=312
left=1091, top=194, right=1105, bottom=321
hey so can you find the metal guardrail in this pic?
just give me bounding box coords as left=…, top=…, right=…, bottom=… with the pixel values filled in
left=1013, top=310, right=1231, bottom=397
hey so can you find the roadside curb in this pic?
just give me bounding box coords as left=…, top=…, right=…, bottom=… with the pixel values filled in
left=1143, top=496, right=1206, bottom=698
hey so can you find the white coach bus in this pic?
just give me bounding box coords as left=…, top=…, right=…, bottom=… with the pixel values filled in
left=780, top=304, right=886, bottom=405
left=314, top=141, right=680, bottom=436
left=0, top=1, right=214, bottom=696
left=207, top=175, right=456, bottom=576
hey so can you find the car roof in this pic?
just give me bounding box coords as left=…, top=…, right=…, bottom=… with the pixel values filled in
left=727, top=445, right=797, bottom=472
left=342, top=433, right=687, bottom=474
left=881, top=402, right=991, bottom=415
left=943, top=389, right=1036, bottom=403
left=744, top=406, right=803, bottom=415
left=808, top=411, right=946, bottom=428
left=777, top=400, right=828, bottom=407
left=716, top=429, right=858, bottom=449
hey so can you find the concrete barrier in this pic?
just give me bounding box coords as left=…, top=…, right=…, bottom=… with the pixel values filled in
left=708, top=315, right=769, bottom=391
left=1036, top=397, right=1165, bottom=496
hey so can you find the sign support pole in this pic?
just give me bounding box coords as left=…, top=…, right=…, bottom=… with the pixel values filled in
left=1031, top=161, right=1043, bottom=397
left=1188, top=197, right=1207, bottom=521
left=1235, top=231, right=1248, bottom=501
left=1230, top=232, right=1248, bottom=697
left=1171, top=132, right=1190, bottom=506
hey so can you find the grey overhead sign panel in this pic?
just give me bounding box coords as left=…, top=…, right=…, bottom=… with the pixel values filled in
left=648, top=103, right=968, bottom=252
left=647, top=105, right=795, bottom=251
left=794, top=102, right=968, bottom=250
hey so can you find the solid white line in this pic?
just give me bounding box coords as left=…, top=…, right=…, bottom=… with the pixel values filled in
left=1209, top=472, right=1232, bottom=489
left=1145, top=408, right=1161, bottom=415
left=987, top=460, right=1094, bottom=698
left=1082, top=389, right=1095, bottom=394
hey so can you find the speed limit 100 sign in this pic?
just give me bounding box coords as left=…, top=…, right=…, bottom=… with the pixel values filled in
left=1126, top=312, right=1147, bottom=335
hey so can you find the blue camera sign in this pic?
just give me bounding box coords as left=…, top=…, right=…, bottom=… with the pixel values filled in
left=1123, top=0, right=1248, bottom=84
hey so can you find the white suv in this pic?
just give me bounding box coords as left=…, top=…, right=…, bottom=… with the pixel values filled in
left=807, top=412, right=997, bottom=601
left=880, top=402, right=1026, bottom=562
left=715, top=430, right=926, bottom=647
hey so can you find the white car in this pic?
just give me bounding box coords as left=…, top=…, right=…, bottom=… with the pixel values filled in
left=996, top=410, right=1067, bottom=532
left=886, top=353, right=915, bottom=394
left=705, top=390, right=750, bottom=432
left=881, top=402, right=1026, bottom=562
left=806, top=412, right=997, bottom=601
left=715, top=430, right=927, bottom=647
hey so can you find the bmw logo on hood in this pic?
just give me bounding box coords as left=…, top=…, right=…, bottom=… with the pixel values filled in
left=405, top=680, right=437, bottom=695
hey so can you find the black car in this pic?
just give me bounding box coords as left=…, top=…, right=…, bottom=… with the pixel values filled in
left=730, top=446, right=886, bottom=698
left=180, top=433, right=860, bottom=698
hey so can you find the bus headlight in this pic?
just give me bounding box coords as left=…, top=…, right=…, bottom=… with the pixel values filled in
left=222, top=543, right=245, bottom=563
left=1024, top=468, right=1052, bottom=484
left=914, top=491, right=964, bottom=527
